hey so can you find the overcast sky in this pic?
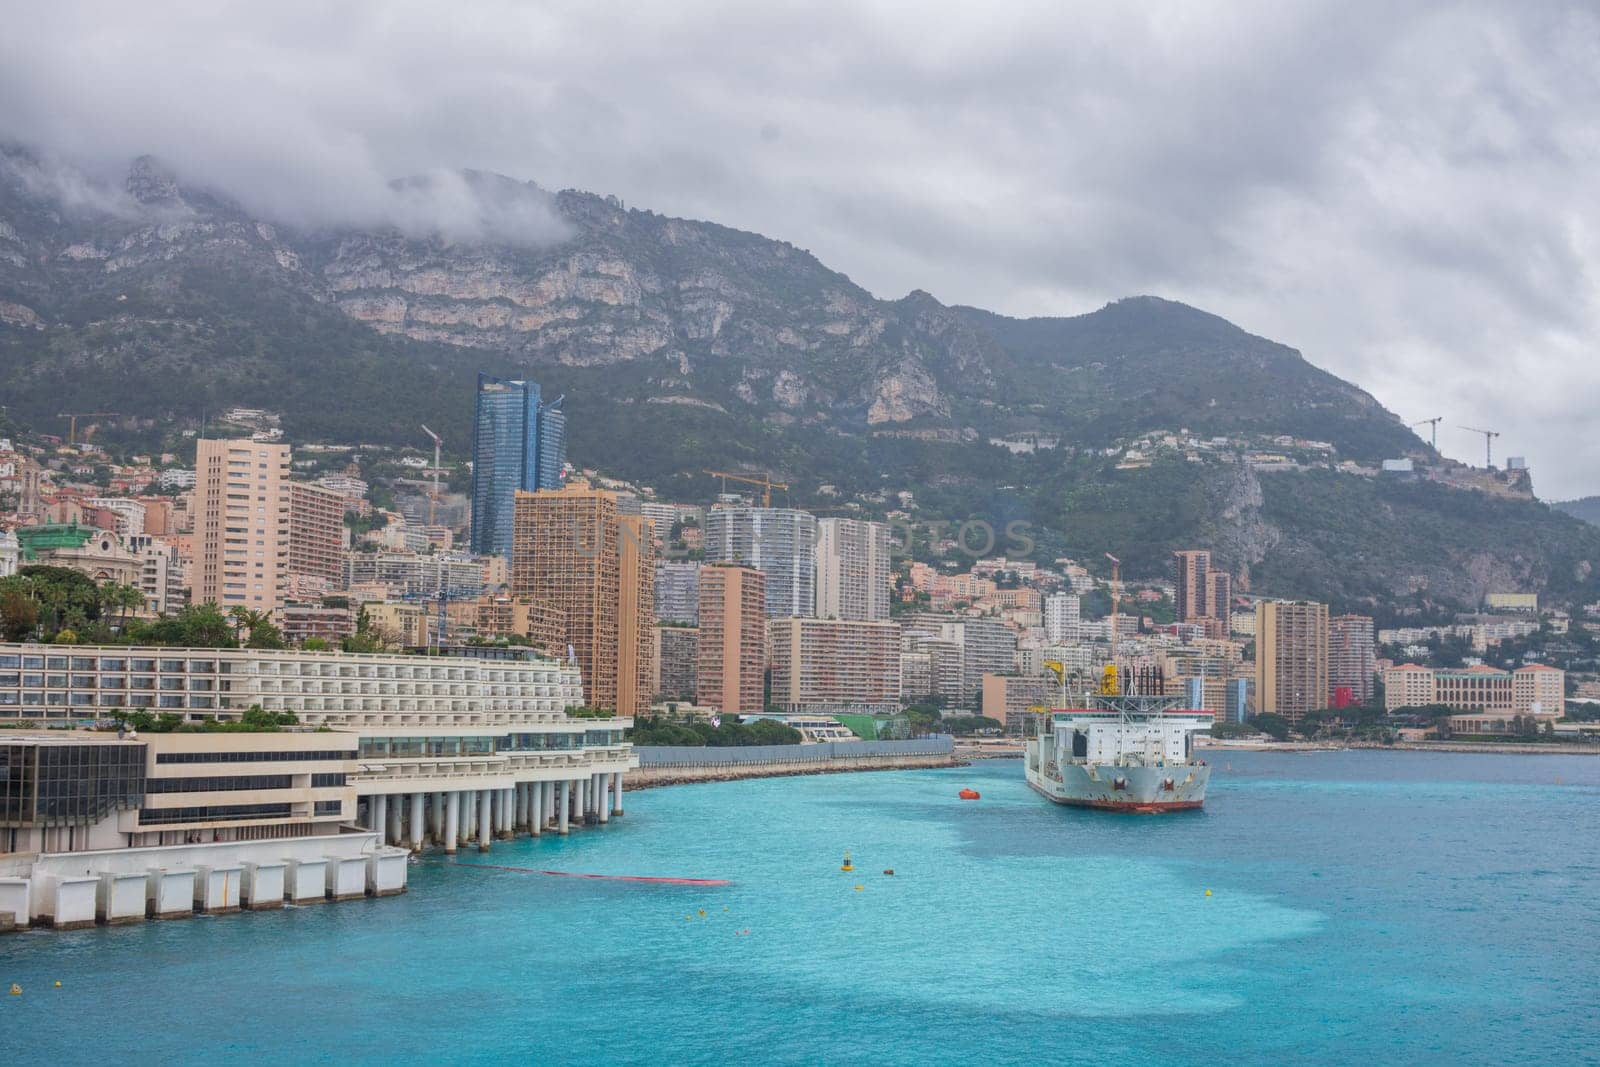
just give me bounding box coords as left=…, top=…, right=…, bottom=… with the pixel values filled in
left=3, top=2, right=1597, bottom=495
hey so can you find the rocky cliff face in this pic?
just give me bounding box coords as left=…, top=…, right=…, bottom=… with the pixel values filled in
left=0, top=147, right=1416, bottom=450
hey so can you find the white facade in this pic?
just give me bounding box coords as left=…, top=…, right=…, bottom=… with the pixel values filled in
left=816, top=518, right=891, bottom=622
left=1043, top=593, right=1081, bottom=643
left=0, top=529, right=17, bottom=578
left=704, top=506, right=818, bottom=618
left=86, top=497, right=148, bottom=539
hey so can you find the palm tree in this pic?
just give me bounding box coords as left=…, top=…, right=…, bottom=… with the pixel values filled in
left=229, top=607, right=268, bottom=644
left=98, top=581, right=146, bottom=632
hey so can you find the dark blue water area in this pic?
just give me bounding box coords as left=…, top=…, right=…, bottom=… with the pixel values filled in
left=3, top=750, right=1597, bottom=1065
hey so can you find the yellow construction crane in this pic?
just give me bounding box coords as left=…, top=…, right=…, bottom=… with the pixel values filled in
left=57, top=412, right=117, bottom=445
left=421, top=425, right=443, bottom=525
left=703, top=469, right=789, bottom=507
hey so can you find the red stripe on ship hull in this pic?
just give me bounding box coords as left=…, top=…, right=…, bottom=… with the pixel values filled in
left=1054, top=798, right=1203, bottom=813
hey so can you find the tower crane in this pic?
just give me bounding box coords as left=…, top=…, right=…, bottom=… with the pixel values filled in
left=1410, top=416, right=1443, bottom=450
left=420, top=424, right=443, bottom=525
left=703, top=469, right=789, bottom=507
left=1459, top=426, right=1501, bottom=468
left=57, top=412, right=117, bottom=445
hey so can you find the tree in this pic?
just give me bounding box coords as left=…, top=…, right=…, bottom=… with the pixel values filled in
left=97, top=581, right=146, bottom=631
left=1249, top=713, right=1292, bottom=741
left=0, top=588, right=39, bottom=641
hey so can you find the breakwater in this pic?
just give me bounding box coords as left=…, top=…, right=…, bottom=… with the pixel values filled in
left=629, top=737, right=958, bottom=788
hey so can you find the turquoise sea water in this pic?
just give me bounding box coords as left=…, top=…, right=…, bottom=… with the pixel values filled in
left=3, top=751, right=1599, bottom=1065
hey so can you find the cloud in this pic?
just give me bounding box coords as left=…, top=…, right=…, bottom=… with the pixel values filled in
left=1, top=1, right=1596, bottom=492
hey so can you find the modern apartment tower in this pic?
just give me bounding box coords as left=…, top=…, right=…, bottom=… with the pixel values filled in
left=194, top=438, right=291, bottom=614
left=816, top=518, right=891, bottom=621
left=510, top=483, right=654, bottom=715
left=697, top=565, right=767, bottom=715
left=1328, top=613, right=1376, bottom=705
left=653, top=560, right=702, bottom=625
left=470, top=373, right=567, bottom=559
left=704, top=505, right=818, bottom=618
left=1043, top=593, right=1081, bottom=643
left=287, top=480, right=347, bottom=597
left=1174, top=548, right=1232, bottom=637
left=1254, top=599, right=1330, bottom=723
left=1173, top=550, right=1210, bottom=623
left=768, top=617, right=902, bottom=712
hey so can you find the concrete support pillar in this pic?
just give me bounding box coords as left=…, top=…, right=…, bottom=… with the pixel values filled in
left=371, top=795, right=388, bottom=846
left=574, top=777, right=586, bottom=822
left=557, top=779, right=570, bottom=835
left=612, top=772, right=624, bottom=816
left=501, top=787, right=514, bottom=836
left=531, top=781, right=543, bottom=836
left=544, top=782, right=555, bottom=828
left=444, top=792, right=460, bottom=855
left=597, top=773, right=610, bottom=824
left=515, top=783, right=529, bottom=831
left=409, top=792, right=425, bottom=851
left=430, top=793, right=444, bottom=842
left=478, top=790, right=492, bottom=851
left=388, top=793, right=404, bottom=845
left=461, top=790, right=475, bottom=843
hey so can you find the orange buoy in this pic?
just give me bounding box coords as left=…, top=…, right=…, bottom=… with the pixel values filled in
left=958, top=788, right=980, bottom=800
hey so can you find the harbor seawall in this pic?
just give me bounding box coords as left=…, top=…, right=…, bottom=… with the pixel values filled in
left=629, top=738, right=958, bottom=789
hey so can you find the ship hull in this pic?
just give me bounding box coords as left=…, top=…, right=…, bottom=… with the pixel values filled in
left=1025, top=761, right=1209, bottom=813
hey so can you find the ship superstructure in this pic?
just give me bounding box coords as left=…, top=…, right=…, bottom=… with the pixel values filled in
left=1024, top=666, right=1214, bottom=812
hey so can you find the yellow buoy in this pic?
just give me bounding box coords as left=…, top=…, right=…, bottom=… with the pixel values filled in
left=8, top=983, right=19, bottom=996
left=54, top=980, right=62, bottom=988
left=854, top=885, right=864, bottom=891
left=1204, top=889, right=1212, bottom=897
left=841, top=849, right=854, bottom=872
left=697, top=908, right=706, bottom=917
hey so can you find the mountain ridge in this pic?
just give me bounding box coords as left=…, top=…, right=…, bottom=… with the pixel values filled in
left=3, top=146, right=1597, bottom=613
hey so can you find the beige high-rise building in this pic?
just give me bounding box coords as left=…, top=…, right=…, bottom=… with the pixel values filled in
left=1254, top=599, right=1329, bottom=723
left=768, top=617, right=901, bottom=711
left=1174, top=548, right=1232, bottom=638
left=816, top=518, right=891, bottom=621
left=194, top=438, right=291, bottom=614
left=698, top=565, right=767, bottom=715
left=1173, top=550, right=1211, bottom=623
left=510, top=483, right=654, bottom=715
left=288, top=481, right=347, bottom=598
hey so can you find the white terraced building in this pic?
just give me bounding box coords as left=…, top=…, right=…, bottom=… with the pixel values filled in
left=0, top=643, right=637, bottom=865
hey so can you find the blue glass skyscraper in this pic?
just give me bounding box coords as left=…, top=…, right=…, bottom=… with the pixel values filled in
left=470, top=373, right=567, bottom=558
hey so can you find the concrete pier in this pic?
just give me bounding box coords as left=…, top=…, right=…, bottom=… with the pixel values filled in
left=445, top=792, right=461, bottom=855
left=147, top=868, right=196, bottom=920
left=242, top=861, right=285, bottom=910
left=409, top=793, right=426, bottom=852
left=195, top=864, right=243, bottom=914
left=97, top=871, right=146, bottom=925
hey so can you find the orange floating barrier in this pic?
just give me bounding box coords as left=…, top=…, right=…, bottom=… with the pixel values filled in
left=958, top=788, right=981, bottom=800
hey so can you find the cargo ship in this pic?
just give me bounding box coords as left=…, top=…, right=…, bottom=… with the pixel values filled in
left=1024, top=665, right=1215, bottom=813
